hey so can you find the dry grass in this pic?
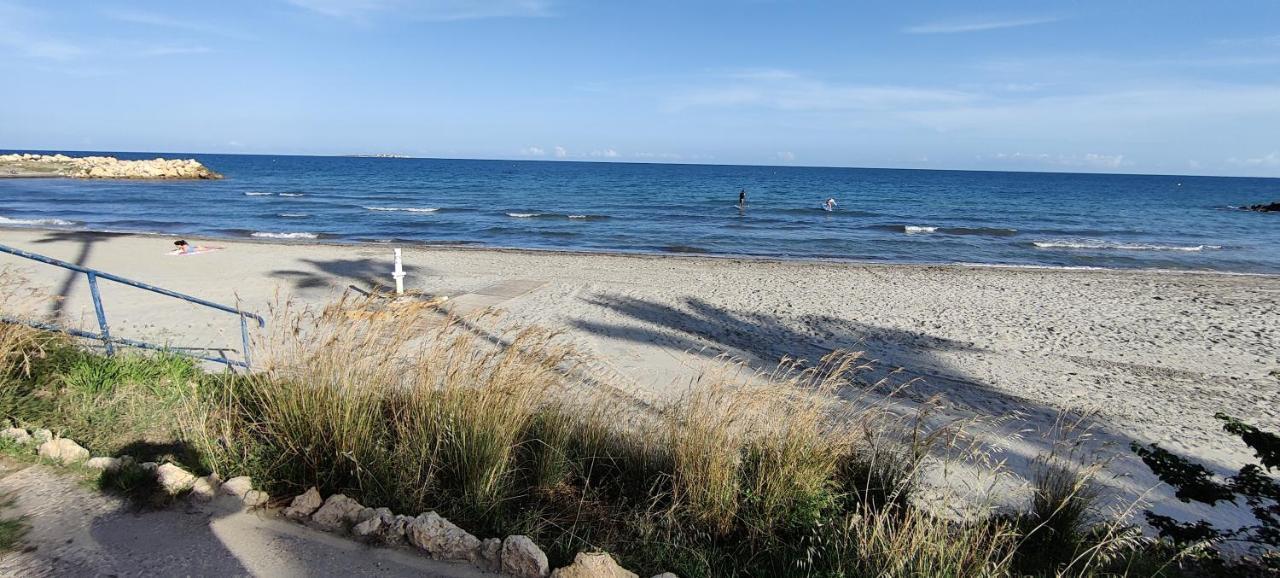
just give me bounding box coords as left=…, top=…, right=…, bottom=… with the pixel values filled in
left=2, top=285, right=1171, bottom=576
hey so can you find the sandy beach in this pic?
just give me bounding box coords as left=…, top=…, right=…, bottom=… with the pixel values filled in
left=1, top=227, right=1277, bottom=520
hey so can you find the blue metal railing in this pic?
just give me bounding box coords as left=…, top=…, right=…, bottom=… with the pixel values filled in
left=0, top=243, right=264, bottom=369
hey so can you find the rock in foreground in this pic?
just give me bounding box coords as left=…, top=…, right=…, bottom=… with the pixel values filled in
left=0, top=153, right=221, bottom=179
left=1244, top=202, right=1280, bottom=213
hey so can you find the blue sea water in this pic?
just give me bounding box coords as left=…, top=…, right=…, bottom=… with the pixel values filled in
left=1, top=151, right=1278, bottom=273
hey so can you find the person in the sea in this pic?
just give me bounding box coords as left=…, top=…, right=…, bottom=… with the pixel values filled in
left=739, top=189, right=747, bottom=206
left=824, top=197, right=837, bottom=211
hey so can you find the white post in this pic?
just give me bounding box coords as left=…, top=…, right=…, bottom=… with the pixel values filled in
left=392, top=248, right=405, bottom=295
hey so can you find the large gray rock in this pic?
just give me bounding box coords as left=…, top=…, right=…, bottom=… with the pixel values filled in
left=385, top=514, right=414, bottom=545
left=550, top=552, right=638, bottom=578
left=1, top=427, right=31, bottom=444
left=84, top=456, right=122, bottom=472
left=352, top=507, right=393, bottom=539
left=477, top=537, right=502, bottom=573
left=156, top=463, right=197, bottom=494
left=407, top=512, right=481, bottom=562
left=241, top=490, right=270, bottom=508
left=38, top=438, right=90, bottom=464
left=502, top=535, right=550, bottom=578
left=190, top=474, right=222, bottom=500
left=309, top=494, right=364, bottom=532
left=220, top=476, right=254, bottom=499
left=284, top=487, right=323, bottom=520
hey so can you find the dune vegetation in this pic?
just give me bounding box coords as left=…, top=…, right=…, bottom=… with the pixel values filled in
left=0, top=289, right=1272, bottom=576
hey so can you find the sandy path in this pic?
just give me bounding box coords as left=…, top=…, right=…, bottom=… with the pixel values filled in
left=1, top=228, right=1277, bottom=524
left=0, top=459, right=486, bottom=577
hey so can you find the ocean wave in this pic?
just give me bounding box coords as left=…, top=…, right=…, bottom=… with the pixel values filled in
left=278, top=213, right=310, bottom=218
left=904, top=225, right=938, bottom=234
left=278, top=192, right=304, bottom=197
left=244, top=192, right=272, bottom=196
left=365, top=206, right=439, bottom=213
left=940, top=226, right=1018, bottom=237
left=251, top=231, right=318, bottom=239
left=1032, top=239, right=1223, bottom=252
left=507, top=212, right=541, bottom=218
left=0, top=216, right=77, bottom=226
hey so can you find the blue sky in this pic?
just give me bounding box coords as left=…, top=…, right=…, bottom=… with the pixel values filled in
left=2, top=0, right=1279, bottom=176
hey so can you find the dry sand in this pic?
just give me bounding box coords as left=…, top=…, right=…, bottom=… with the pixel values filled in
left=1, top=227, right=1277, bottom=526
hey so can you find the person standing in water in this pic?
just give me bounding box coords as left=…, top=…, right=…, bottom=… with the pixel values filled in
left=824, top=197, right=837, bottom=211
left=738, top=189, right=747, bottom=206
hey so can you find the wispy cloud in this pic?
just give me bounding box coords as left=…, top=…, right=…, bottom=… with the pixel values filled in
left=520, top=146, right=545, bottom=156
left=904, top=16, right=1060, bottom=35
left=1227, top=151, right=1280, bottom=167
left=102, top=8, right=245, bottom=38
left=667, top=70, right=973, bottom=112
left=0, top=2, right=85, bottom=60
left=553, top=146, right=567, bottom=158
left=285, top=0, right=552, bottom=21
left=589, top=148, right=619, bottom=158
left=988, top=152, right=1127, bottom=169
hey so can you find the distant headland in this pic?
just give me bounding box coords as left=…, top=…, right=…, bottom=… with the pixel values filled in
left=0, top=153, right=222, bottom=179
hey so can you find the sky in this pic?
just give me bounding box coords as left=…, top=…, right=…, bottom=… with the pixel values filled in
left=2, top=0, right=1279, bottom=177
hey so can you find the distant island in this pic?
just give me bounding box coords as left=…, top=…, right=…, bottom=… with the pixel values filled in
left=0, top=153, right=222, bottom=179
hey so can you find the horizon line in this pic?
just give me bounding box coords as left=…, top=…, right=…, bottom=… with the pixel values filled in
left=2, top=147, right=1276, bottom=181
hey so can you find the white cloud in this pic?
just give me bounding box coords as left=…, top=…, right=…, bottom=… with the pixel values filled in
left=590, top=148, right=619, bottom=158
left=990, top=152, right=1127, bottom=169
left=904, top=16, right=1060, bottom=35
left=0, top=3, right=84, bottom=60
left=520, top=146, right=545, bottom=156
left=102, top=9, right=244, bottom=38
left=138, top=45, right=213, bottom=57
left=1227, top=151, right=1280, bottom=167
left=285, top=0, right=552, bottom=21
left=776, top=151, right=795, bottom=162
left=667, top=70, right=973, bottom=112
left=553, top=146, right=567, bottom=158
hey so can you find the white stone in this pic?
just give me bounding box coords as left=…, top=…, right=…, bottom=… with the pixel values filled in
left=241, top=490, right=270, bottom=508
left=220, top=476, right=254, bottom=499
left=478, top=538, right=502, bottom=573
left=549, top=552, right=638, bottom=578
left=156, top=463, right=197, bottom=494
left=502, top=535, right=550, bottom=578
left=309, top=494, right=364, bottom=532
left=284, top=487, right=323, bottom=520
left=84, top=456, right=122, bottom=471
left=1, top=427, right=31, bottom=444
left=38, top=438, right=90, bottom=464
left=407, top=511, right=481, bottom=562
left=190, top=474, right=221, bottom=500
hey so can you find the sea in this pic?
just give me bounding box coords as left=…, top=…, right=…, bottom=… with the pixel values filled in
left=2, top=151, right=1278, bottom=274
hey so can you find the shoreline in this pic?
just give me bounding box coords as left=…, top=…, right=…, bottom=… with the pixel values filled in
left=3, top=224, right=1276, bottom=279
left=1, top=225, right=1277, bottom=533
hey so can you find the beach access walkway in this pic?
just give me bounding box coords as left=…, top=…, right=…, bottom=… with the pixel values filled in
left=0, top=458, right=486, bottom=577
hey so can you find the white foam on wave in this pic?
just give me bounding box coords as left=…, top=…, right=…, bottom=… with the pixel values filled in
left=278, top=193, right=304, bottom=197
left=365, top=206, right=439, bottom=213
left=568, top=215, right=589, bottom=219
left=0, top=216, right=76, bottom=226
left=244, top=192, right=273, bottom=196
left=278, top=213, right=309, bottom=218
left=904, top=225, right=938, bottom=234
left=1033, top=239, right=1222, bottom=252
left=507, top=213, right=540, bottom=218
left=251, top=231, right=318, bottom=239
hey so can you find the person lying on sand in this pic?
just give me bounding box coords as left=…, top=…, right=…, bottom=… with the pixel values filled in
left=169, top=239, right=222, bottom=256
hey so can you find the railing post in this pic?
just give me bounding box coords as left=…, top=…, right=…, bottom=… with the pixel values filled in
left=86, top=271, right=114, bottom=356
left=239, top=313, right=252, bottom=369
